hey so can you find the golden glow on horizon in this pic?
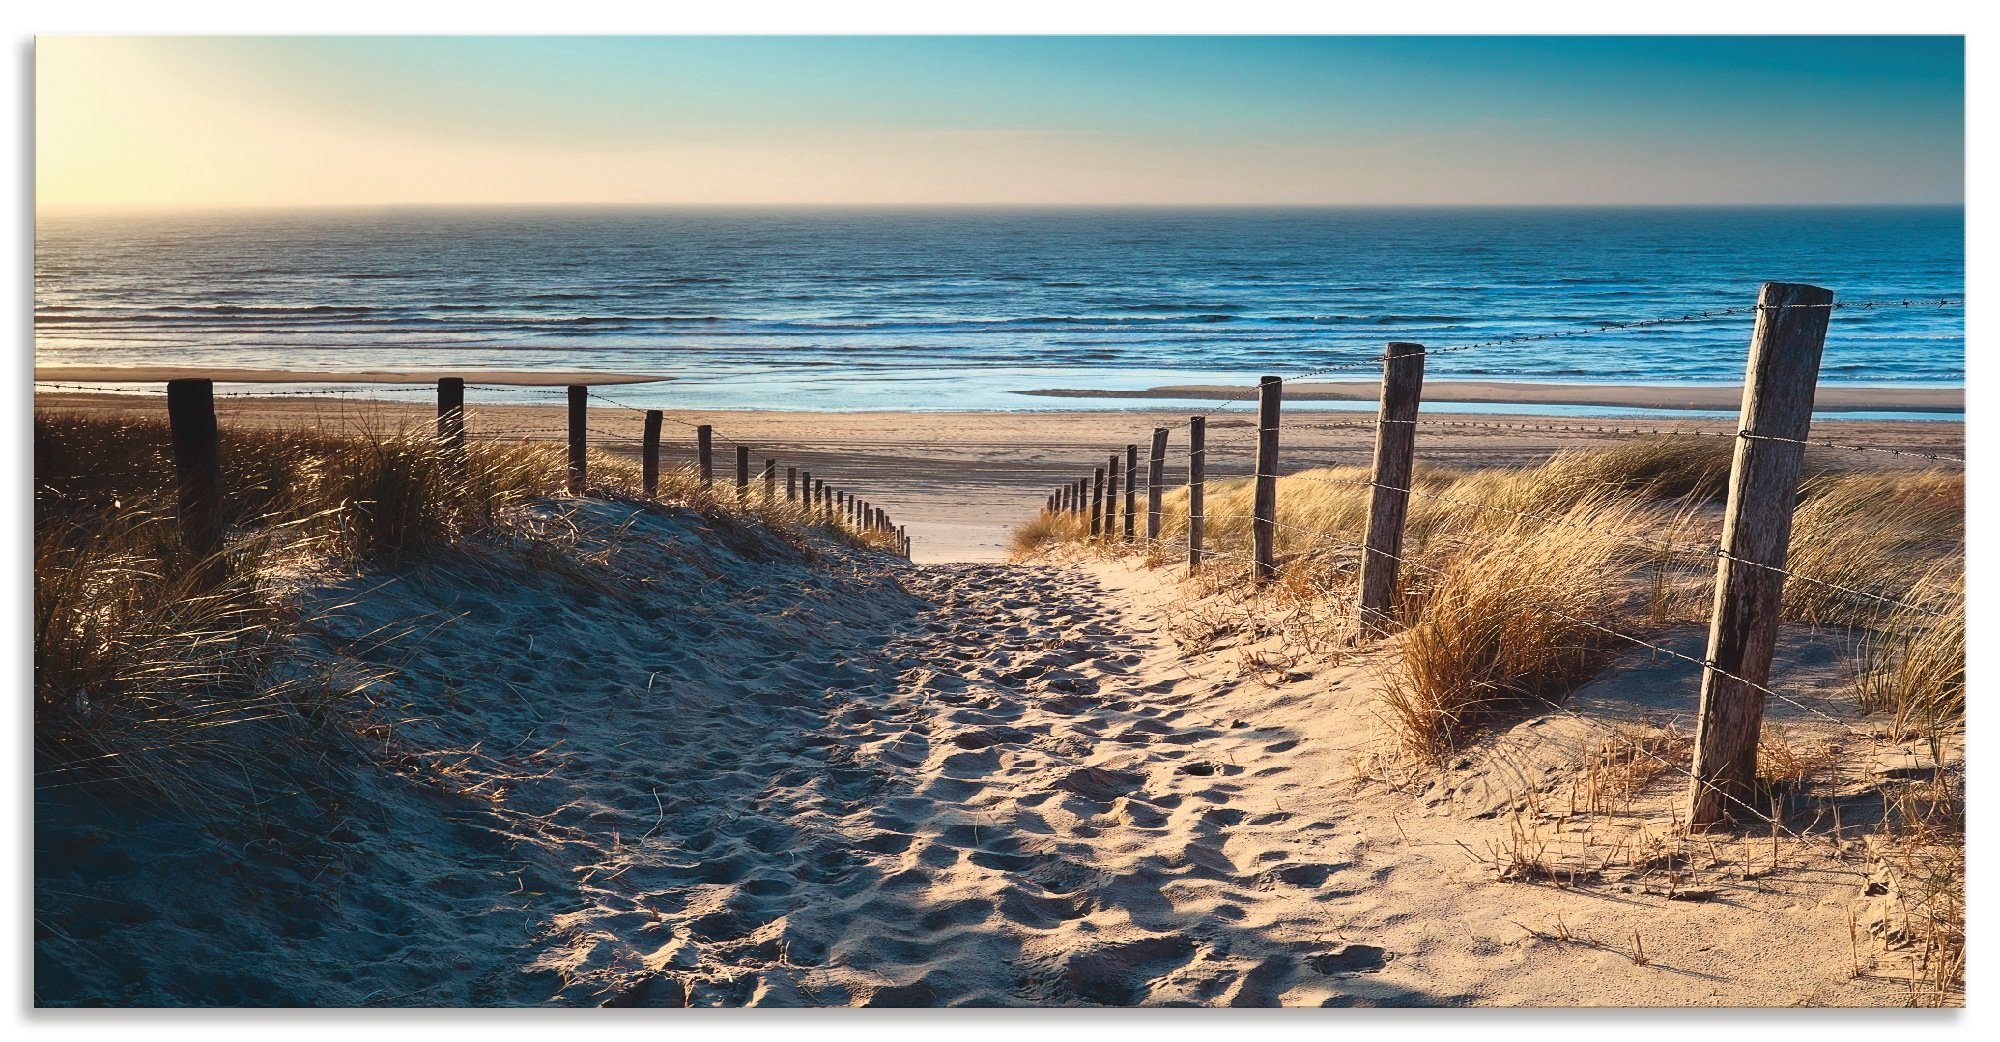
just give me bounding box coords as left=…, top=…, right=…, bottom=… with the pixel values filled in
left=36, top=37, right=1965, bottom=210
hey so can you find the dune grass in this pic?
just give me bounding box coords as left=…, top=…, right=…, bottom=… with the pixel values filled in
left=34, top=410, right=899, bottom=796
left=1015, top=437, right=1963, bottom=758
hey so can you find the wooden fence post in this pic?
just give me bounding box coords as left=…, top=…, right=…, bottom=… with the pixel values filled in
left=437, top=377, right=467, bottom=478
left=566, top=384, right=587, bottom=495
left=697, top=425, right=714, bottom=487
left=1097, top=468, right=1109, bottom=536
left=763, top=458, right=777, bottom=504
left=1146, top=427, right=1168, bottom=541
left=1188, top=416, right=1205, bottom=575
left=1106, top=453, right=1121, bottom=544
left=166, top=378, right=223, bottom=567
left=1123, top=443, right=1138, bottom=541
left=1357, top=342, right=1426, bottom=633
left=735, top=445, right=750, bottom=502
left=1251, top=376, right=1282, bottom=582
left=814, top=479, right=826, bottom=519
left=642, top=409, right=663, bottom=498
left=787, top=466, right=798, bottom=503
left=1687, top=281, right=1834, bottom=829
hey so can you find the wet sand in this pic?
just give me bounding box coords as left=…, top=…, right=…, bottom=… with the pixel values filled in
left=33, top=390, right=1965, bottom=564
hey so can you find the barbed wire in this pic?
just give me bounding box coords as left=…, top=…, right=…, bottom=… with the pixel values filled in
left=1738, top=432, right=1964, bottom=466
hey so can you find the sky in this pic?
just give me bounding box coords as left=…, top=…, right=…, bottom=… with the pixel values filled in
left=35, top=36, right=1964, bottom=209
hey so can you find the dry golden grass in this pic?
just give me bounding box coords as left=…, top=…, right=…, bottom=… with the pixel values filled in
left=1009, top=506, right=1090, bottom=560
left=1016, top=437, right=1961, bottom=764
left=1850, top=567, right=1964, bottom=743
left=1784, top=470, right=1962, bottom=626
left=34, top=410, right=898, bottom=797
left=1382, top=493, right=1672, bottom=760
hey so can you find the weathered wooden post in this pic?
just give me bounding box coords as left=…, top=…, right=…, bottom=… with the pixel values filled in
left=641, top=409, right=663, bottom=498
left=763, top=458, right=777, bottom=504
left=735, top=445, right=751, bottom=502
left=1123, top=443, right=1138, bottom=542
left=1077, top=478, right=1087, bottom=515
left=1187, top=416, right=1206, bottom=575
left=437, top=377, right=467, bottom=478
left=566, top=384, right=587, bottom=495
left=814, top=479, right=826, bottom=519
left=1090, top=466, right=1106, bottom=538
left=1146, top=427, right=1168, bottom=541
left=697, top=425, right=714, bottom=487
left=1688, top=282, right=1834, bottom=829
left=1251, top=376, right=1281, bottom=582
left=1357, top=343, right=1426, bottom=633
left=787, top=466, right=799, bottom=503
left=1106, top=453, right=1121, bottom=544
left=166, top=378, right=223, bottom=567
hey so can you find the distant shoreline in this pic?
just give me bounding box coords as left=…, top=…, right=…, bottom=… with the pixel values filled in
left=33, top=366, right=670, bottom=387
left=1019, top=380, right=1965, bottom=414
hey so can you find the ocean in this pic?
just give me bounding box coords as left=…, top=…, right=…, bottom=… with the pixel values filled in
left=34, top=206, right=1964, bottom=416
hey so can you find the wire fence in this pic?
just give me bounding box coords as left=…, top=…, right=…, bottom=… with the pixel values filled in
left=1040, top=284, right=1964, bottom=841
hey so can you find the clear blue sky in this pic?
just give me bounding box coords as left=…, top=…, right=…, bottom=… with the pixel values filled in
left=39, top=35, right=1965, bottom=207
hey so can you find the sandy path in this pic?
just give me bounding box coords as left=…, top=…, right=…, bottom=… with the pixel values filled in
left=487, top=541, right=1916, bottom=1005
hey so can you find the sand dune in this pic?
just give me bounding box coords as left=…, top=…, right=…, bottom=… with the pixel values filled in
left=36, top=496, right=1947, bottom=1006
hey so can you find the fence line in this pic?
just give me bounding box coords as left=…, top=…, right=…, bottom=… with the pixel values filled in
left=1036, top=281, right=1963, bottom=830
left=135, top=378, right=913, bottom=562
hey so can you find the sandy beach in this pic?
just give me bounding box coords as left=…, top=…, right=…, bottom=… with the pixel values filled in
left=33, top=388, right=1965, bottom=563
